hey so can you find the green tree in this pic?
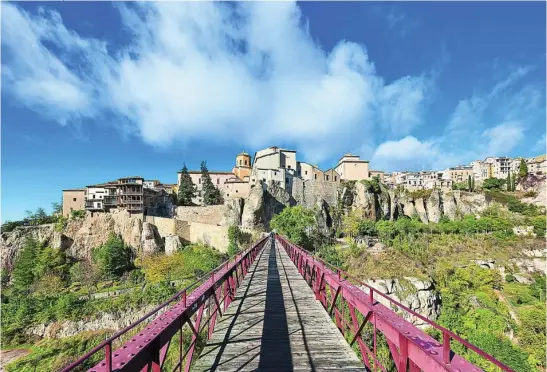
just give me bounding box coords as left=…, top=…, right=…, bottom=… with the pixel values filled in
left=482, top=178, right=505, bottom=190
left=505, top=173, right=511, bottom=191
left=11, top=237, right=41, bottom=292
left=227, top=225, right=241, bottom=257
left=200, top=161, right=223, bottom=205
left=177, top=164, right=196, bottom=206
left=92, top=234, right=133, bottom=279
left=33, top=247, right=70, bottom=283
left=471, top=176, right=475, bottom=191
left=271, top=206, right=316, bottom=249
left=468, top=175, right=473, bottom=191
left=35, top=208, right=47, bottom=224
left=511, top=173, right=516, bottom=192
left=518, top=159, right=528, bottom=179
left=51, top=201, right=62, bottom=216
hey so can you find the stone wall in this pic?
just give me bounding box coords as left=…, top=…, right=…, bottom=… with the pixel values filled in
left=292, top=179, right=338, bottom=209
left=175, top=205, right=227, bottom=225
left=144, top=215, right=229, bottom=252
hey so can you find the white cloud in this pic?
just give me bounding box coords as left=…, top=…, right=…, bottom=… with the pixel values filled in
left=371, top=136, right=440, bottom=171
left=1, top=2, right=430, bottom=162
left=483, top=122, right=524, bottom=156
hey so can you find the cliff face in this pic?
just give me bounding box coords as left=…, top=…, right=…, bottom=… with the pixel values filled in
left=341, top=182, right=489, bottom=224
left=1, top=210, right=164, bottom=274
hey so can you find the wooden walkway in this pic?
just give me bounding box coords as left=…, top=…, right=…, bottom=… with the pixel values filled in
left=193, top=238, right=365, bottom=372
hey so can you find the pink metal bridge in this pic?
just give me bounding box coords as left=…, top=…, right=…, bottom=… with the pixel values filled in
left=60, top=234, right=514, bottom=372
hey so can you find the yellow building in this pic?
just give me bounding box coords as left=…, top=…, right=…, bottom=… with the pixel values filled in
left=334, top=154, right=370, bottom=181
left=233, top=151, right=252, bottom=180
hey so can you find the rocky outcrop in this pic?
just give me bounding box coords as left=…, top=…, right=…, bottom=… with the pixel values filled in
left=518, top=175, right=546, bottom=207
left=363, top=277, right=440, bottom=328
left=315, top=199, right=333, bottom=236
left=165, top=235, right=183, bottom=255
left=140, top=222, right=163, bottom=255
left=28, top=305, right=157, bottom=339
left=342, top=184, right=492, bottom=224
left=242, top=181, right=294, bottom=229
left=223, top=198, right=244, bottom=226
left=1, top=224, right=55, bottom=272
left=66, top=210, right=154, bottom=259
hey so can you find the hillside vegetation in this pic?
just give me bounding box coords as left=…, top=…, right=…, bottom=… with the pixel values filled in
left=0, top=226, right=250, bottom=371
left=272, top=191, right=546, bottom=371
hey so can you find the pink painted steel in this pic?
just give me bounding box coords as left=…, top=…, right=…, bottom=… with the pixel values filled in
left=275, top=234, right=514, bottom=372
left=59, top=235, right=269, bottom=372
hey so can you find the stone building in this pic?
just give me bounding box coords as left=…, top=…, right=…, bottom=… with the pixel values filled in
left=62, top=188, right=86, bottom=217
left=232, top=151, right=252, bottom=180
left=444, top=166, right=473, bottom=183
left=334, top=154, right=370, bottom=181
left=526, top=155, right=546, bottom=175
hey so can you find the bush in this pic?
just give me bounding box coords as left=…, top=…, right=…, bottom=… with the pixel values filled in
left=361, top=176, right=381, bottom=193
left=504, top=274, right=514, bottom=283
left=483, top=178, right=506, bottom=190
left=70, top=210, right=86, bottom=219
left=523, top=190, right=537, bottom=198
left=271, top=205, right=317, bottom=250
left=227, top=225, right=241, bottom=257
left=1, top=220, right=23, bottom=233
left=92, top=234, right=133, bottom=279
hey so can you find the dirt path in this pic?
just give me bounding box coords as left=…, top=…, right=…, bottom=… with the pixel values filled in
left=0, top=349, right=31, bottom=371
left=494, top=289, right=521, bottom=325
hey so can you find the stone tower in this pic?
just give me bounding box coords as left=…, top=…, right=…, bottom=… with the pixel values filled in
left=233, top=151, right=252, bottom=180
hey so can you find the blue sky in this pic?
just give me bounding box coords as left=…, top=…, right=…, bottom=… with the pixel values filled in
left=1, top=1, right=545, bottom=222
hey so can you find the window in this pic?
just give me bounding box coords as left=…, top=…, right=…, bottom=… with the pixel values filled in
left=73, top=198, right=77, bottom=202
left=325, top=175, right=329, bottom=181
left=288, top=165, right=291, bottom=169
left=314, top=174, right=317, bottom=180
left=236, top=190, right=238, bottom=193
left=245, top=160, right=248, bottom=165
left=286, top=177, right=289, bottom=183
left=305, top=171, right=308, bottom=175
left=263, top=178, right=266, bottom=182
left=217, top=178, right=219, bottom=184
left=239, top=160, right=242, bottom=165
left=199, top=178, right=201, bottom=184
left=334, top=176, right=337, bottom=181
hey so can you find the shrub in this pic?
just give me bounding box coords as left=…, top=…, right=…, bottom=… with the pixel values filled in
left=1, top=220, right=22, bottom=233
left=271, top=205, right=317, bottom=250
left=70, top=210, right=86, bottom=219
left=361, top=176, right=381, bottom=193
left=227, top=225, right=241, bottom=257
left=483, top=178, right=506, bottom=190
left=504, top=274, right=514, bottom=283
left=92, top=234, right=133, bottom=279
left=523, top=190, right=537, bottom=198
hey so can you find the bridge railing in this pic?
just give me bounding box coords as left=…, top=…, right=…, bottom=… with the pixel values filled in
left=59, top=235, right=270, bottom=372
left=275, top=233, right=514, bottom=372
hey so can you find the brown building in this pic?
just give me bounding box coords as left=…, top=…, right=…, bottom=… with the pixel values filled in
left=323, top=168, right=341, bottom=183
left=62, top=188, right=86, bottom=217
left=117, top=176, right=144, bottom=214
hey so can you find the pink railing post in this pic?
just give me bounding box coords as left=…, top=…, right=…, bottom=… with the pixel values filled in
left=443, top=331, right=451, bottom=364
left=105, top=341, right=112, bottom=372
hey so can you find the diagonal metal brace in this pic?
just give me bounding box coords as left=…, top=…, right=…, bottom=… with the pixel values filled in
left=349, top=310, right=373, bottom=346
left=329, top=285, right=342, bottom=316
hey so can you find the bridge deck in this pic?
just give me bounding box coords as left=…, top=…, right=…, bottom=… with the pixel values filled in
left=193, top=238, right=365, bottom=372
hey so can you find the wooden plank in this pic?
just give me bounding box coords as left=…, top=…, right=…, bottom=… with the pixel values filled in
left=193, top=238, right=366, bottom=372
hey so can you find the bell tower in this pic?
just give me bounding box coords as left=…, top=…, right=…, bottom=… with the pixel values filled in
left=233, top=151, right=252, bottom=180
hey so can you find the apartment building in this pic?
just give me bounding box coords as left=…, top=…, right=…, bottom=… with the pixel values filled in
left=526, top=155, right=546, bottom=175
left=445, top=166, right=473, bottom=183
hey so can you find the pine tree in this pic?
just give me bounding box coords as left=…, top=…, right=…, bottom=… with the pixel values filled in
left=177, top=164, right=196, bottom=206
left=506, top=172, right=512, bottom=191
left=519, top=159, right=528, bottom=179
left=468, top=175, right=472, bottom=192
left=471, top=177, right=475, bottom=192
left=12, top=237, right=41, bottom=292
left=200, top=161, right=224, bottom=205
left=511, top=172, right=517, bottom=192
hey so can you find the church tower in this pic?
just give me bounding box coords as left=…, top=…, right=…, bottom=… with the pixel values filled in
left=233, top=151, right=252, bottom=180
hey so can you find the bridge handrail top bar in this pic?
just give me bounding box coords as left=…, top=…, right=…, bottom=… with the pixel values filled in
left=275, top=233, right=514, bottom=372
left=59, top=234, right=269, bottom=372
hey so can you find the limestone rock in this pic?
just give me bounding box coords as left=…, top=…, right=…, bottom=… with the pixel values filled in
left=414, top=198, right=429, bottom=224
left=315, top=199, right=333, bottom=236
left=362, top=277, right=440, bottom=327
left=426, top=190, right=443, bottom=223
left=51, top=231, right=73, bottom=251
left=241, top=184, right=264, bottom=229
left=140, top=222, right=163, bottom=256
left=442, top=192, right=457, bottom=220
left=1, top=224, right=55, bottom=272
left=377, top=184, right=391, bottom=221
left=28, top=305, right=157, bottom=339
left=165, top=235, right=183, bottom=255
left=223, top=197, right=244, bottom=226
